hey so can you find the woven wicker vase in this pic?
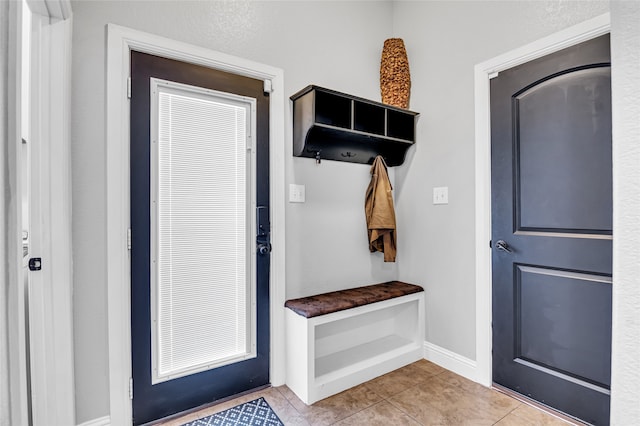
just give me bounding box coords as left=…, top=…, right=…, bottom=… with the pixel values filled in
left=380, top=38, right=411, bottom=109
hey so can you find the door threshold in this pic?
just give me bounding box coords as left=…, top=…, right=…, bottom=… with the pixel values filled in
left=144, top=384, right=272, bottom=426
left=492, top=383, right=589, bottom=426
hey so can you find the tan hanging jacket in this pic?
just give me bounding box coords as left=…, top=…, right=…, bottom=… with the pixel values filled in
left=365, top=156, right=397, bottom=262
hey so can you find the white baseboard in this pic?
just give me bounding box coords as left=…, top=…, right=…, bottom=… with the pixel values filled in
left=77, top=415, right=110, bottom=426
left=423, top=341, right=480, bottom=384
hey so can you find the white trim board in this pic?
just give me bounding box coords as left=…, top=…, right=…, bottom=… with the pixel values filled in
left=5, top=1, right=30, bottom=424
left=27, top=10, right=76, bottom=425
left=423, top=341, right=477, bottom=381
left=473, top=13, right=611, bottom=387
left=6, top=1, right=75, bottom=424
left=106, top=24, right=286, bottom=425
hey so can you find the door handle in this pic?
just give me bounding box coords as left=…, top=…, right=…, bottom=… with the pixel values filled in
left=256, top=206, right=271, bottom=256
left=495, top=240, right=513, bottom=253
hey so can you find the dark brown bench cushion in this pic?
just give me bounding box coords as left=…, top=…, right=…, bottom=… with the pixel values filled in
left=285, top=281, right=423, bottom=318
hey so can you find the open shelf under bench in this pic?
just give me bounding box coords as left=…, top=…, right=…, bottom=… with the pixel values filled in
left=285, top=281, right=425, bottom=404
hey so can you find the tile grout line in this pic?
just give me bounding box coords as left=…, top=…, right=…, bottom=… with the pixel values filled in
left=271, top=386, right=310, bottom=425
left=381, top=378, right=434, bottom=426
left=326, top=384, right=390, bottom=425
left=328, top=399, right=385, bottom=426
left=490, top=402, right=523, bottom=426
left=369, top=366, right=449, bottom=426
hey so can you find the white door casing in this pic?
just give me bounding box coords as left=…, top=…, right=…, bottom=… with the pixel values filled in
left=3, top=1, right=30, bottom=423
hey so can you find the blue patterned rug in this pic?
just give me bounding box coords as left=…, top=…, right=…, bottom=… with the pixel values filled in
left=181, top=397, right=284, bottom=426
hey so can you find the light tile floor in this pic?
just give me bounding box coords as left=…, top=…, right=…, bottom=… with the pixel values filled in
left=157, top=360, right=577, bottom=426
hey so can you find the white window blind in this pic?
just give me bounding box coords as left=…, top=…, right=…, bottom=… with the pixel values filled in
left=150, top=79, right=257, bottom=383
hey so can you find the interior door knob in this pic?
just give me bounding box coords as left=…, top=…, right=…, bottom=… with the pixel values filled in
left=495, top=240, right=513, bottom=253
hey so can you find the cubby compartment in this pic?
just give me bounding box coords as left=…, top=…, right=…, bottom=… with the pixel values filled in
left=315, top=90, right=351, bottom=129
left=285, top=283, right=424, bottom=405
left=353, top=101, right=385, bottom=135
left=387, top=109, right=416, bottom=141
left=291, top=85, right=419, bottom=166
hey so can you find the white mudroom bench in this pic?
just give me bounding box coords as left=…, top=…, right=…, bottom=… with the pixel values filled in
left=284, top=281, right=425, bottom=404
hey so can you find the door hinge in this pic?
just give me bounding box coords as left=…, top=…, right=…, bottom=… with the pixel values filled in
left=127, top=77, right=132, bottom=99
left=489, top=240, right=492, bottom=248
left=263, top=79, right=273, bottom=94
left=129, top=377, right=133, bottom=400
left=127, top=228, right=132, bottom=250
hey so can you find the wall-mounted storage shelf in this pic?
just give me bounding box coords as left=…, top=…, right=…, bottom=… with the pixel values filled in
left=291, top=85, right=419, bottom=166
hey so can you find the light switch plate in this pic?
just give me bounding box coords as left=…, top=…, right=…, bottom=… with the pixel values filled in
left=433, top=186, right=449, bottom=205
left=289, top=184, right=306, bottom=203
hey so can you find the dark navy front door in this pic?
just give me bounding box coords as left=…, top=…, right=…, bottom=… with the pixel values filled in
left=130, top=51, right=271, bottom=425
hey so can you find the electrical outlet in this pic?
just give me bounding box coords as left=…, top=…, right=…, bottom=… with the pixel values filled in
left=433, top=186, right=449, bottom=205
left=289, top=184, right=305, bottom=203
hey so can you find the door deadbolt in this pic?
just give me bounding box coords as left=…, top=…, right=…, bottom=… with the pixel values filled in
left=257, top=243, right=272, bottom=255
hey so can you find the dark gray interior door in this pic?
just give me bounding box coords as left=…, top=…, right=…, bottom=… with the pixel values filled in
left=491, top=34, right=612, bottom=425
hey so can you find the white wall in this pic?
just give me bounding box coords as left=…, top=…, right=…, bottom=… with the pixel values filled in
left=392, top=0, right=609, bottom=360
left=610, top=1, right=640, bottom=423
left=71, top=1, right=394, bottom=422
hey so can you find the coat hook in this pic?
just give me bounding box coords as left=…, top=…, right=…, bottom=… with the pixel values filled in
left=315, top=151, right=321, bottom=164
